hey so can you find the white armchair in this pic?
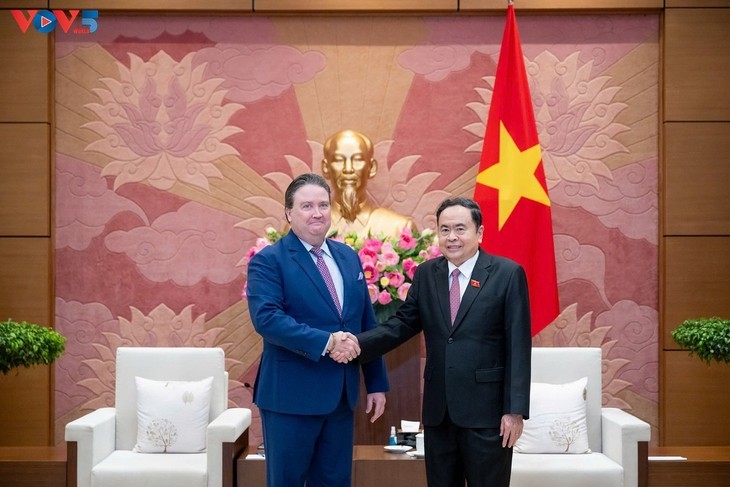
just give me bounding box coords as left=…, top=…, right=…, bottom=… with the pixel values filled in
left=65, top=347, right=252, bottom=487
left=511, top=347, right=650, bottom=487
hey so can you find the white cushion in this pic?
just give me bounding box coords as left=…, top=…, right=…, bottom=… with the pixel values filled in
left=91, top=450, right=207, bottom=487
left=511, top=452, right=623, bottom=487
left=515, top=377, right=590, bottom=454
left=134, top=376, right=213, bottom=453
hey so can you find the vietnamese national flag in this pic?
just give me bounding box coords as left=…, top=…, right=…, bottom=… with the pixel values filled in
left=473, top=4, right=559, bottom=337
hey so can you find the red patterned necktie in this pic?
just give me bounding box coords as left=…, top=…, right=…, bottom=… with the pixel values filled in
left=311, top=246, right=342, bottom=316
left=450, top=269, right=460, bottom=326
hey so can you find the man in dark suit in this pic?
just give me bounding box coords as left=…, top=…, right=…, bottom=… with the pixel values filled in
left=355, top=196, right=531, bottom=487
left=246, top=173, right=389, bottom=487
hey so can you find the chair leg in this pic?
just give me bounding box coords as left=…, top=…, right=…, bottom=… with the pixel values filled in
left=66, top=441, right=78, bottom=487
left=222, top=430, right=249, bottom=487
left=637, top=441, right=648, bottom=487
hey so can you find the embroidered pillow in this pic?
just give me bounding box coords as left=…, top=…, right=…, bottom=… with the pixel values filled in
left=133, top=376, right=213, bottom=453
left=515, top=376, right=590, bottom=454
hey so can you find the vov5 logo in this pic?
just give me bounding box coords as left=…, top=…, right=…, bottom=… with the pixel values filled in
left=11, top=10, right=99, bottom=34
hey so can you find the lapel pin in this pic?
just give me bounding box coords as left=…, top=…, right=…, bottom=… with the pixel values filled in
left=470, top=279, right=480, bottom=288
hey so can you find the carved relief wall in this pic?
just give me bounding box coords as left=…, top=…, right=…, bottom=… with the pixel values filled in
left=54, top=14, right=659, bottom=444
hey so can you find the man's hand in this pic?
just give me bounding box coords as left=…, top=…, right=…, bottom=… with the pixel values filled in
left=329, top=332, right=360, bottom=363
left=500, top=413, right=524, bottom=448
left=365, top=392, right=386, bottom=423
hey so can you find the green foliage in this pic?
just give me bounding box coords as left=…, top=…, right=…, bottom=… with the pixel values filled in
left=0, top=319, right=66, bottom=375
left=671, top=317, right=730, bottom=365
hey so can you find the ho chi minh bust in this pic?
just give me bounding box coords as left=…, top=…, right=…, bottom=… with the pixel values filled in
left=321, top=130, right=416, bottom=239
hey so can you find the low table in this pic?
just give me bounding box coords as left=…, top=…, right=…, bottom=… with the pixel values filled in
left=648, top=446, right=730, bottom=487
left=0, top=446, right=66, bottom=487
left=237, top=445, right=425, bottom=487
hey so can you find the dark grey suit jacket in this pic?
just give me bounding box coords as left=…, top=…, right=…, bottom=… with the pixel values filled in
left=358, top=249, right=531, bottom=428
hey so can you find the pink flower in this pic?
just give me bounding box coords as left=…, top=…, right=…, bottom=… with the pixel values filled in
left=363, top=237, right=383, bottom=253
left=419, top=249, right=429, bottom=260
left=397, top=227, right=417, bottom=250
left=402, top=258, right=418, bottom=280
left=362, top=263, right=380, bottom=285
left=367, top=284, right=379, bottom=304
left=243, top=238, right=271, bottom=265
left=358, top=247, right=378, bottom=266
left=386, top=271, right=405, bottom=288
left=397, top=282, right=411, bottom=301
left=377, top=290, right=393, bottom=305
left=428, top=245, right=442, bottom=258
left=379, top=243, right=400, bottom=267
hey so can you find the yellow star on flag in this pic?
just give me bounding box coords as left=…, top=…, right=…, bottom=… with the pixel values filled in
left=476, top=121, right=550, bottom=230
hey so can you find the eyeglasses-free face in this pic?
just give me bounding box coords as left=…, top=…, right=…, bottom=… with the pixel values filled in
left=437, top=205, right=484, bottom=267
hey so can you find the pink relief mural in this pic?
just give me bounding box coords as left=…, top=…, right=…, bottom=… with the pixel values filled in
left=55, top=13, right=659, bottom=445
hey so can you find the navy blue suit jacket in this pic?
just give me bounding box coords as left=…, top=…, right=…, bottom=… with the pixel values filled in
left=247, top=230, right=389, bottom=415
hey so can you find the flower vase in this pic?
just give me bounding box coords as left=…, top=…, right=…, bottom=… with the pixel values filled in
left=374, top=301, right=402, bottom=324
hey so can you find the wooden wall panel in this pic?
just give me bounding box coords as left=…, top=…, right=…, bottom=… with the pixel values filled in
left=666, top=0, right=730, bottom=7
left=3, top=2, right=51, bottom=8
left=0, top=11, right=49, bottom=123
left=0, top=238, right=52, bottom=446
left=663, top=237, right=730, bottom=349
left=664, top=122, right=730, bottom=236
left=662, top=351, right=730, bottom=446
left=0, top=124, right=50, bottom=237
left=254, top=0, right=455, bottom=11
left=0, top=366, right=52, bottom=447
left=665, top=9, right=730, bottom=121
left=461, top=0, right=662, bottom=10
left=0, top=238, right=52, bottom=331
left=49, top=0, right=252, bottom=10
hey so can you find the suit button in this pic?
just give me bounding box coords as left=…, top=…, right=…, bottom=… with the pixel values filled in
left=447, top=338, right=454, bottom=344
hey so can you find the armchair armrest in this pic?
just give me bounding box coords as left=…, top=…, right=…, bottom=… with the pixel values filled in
left=207, top=408, right=253, bottom=487
left=65, top=407, right=117, bottom=487
left=601, top=407, right=651, bottom=487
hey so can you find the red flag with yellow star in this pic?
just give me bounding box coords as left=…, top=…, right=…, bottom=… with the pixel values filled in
left=473, top=4, right=559, bottom=336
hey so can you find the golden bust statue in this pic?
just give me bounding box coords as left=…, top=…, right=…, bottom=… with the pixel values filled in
left=321, top=130, right=415, bottom=238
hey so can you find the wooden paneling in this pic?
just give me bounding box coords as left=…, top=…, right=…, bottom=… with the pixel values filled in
left=0, top=446, right=65, bottom=487
left=665, top=9, right=730, bottom=121
left=0, top=124, right=50, bottom=237
left=254, top=0, right=455, bottom=11
left=2, top=2, right=52, bottom=8
left=664, top=122, right=730, bottom=236
left=0, top=238, right=52, bottom=326
left=649, top=446, right=730, bottom=487
left=662, top=351, right=730, bottom=446
left=666, top=0, right=730, bottom=7
left=0, top=366, right=52, bottom=447
left=461, top=0, right=662, bottom=10
left=663, top=237, right=730, bottom=349
left=0, top=10, right=49, bottom=123
left=0, top=238, right=52, bottom=446
left=49, top=0, right=252, bottom=9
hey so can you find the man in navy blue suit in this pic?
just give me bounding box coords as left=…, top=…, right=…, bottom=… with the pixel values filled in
left=246, top=172, right=389, bottom=487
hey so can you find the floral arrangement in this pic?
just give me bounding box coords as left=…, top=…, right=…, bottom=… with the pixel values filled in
left=242, top=226, right=441, bottom=320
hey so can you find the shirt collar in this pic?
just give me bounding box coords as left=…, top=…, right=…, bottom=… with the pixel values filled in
left=447, top=250, right=479, bottom=280
left=298, top=237, right=333, bottom=258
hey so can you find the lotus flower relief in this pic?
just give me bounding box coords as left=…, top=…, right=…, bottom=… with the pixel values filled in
left=465, top=50, right=628, bottom=191
left=83, top=51, right=244, bottom=191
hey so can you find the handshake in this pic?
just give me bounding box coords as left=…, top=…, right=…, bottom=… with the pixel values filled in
left=328, top=331, right=361, bottom=364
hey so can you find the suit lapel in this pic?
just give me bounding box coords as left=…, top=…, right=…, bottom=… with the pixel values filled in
left=452, top=250, right=492, bottom=331
left=434, top=258, right=452, bottom=332
left=285, top=232, right=340, bottom=317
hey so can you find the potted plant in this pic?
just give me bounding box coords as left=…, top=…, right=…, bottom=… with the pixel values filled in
left=0, top=319, right=66, bottom=375
left=671, top=317, right=730, bottom=365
